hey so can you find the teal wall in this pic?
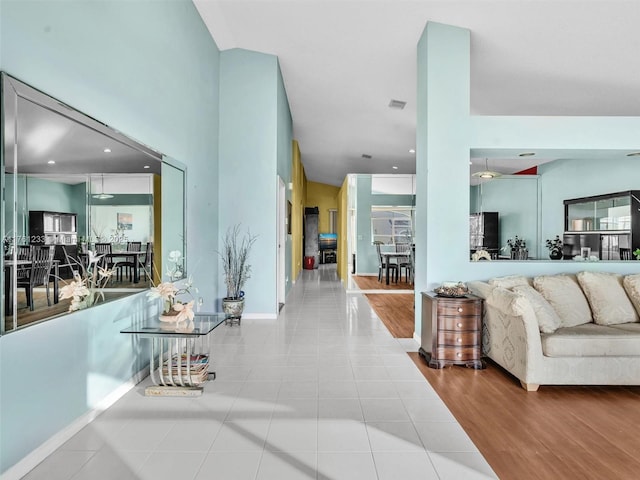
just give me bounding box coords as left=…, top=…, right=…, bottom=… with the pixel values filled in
left=0, top=0, right=220, bottom=473
left=354, top=174, right=415, bottom=274
left=277, top=61, right=294, bottom=293
left=26, top=177, right=75, bottom=212
left=218, top=49, right=293, bottom=315
left=415, top=22, right=640, bottom=339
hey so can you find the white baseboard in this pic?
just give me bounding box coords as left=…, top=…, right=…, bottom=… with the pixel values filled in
left=1, top=366, right=149, bottom=480
left=413, top=331, right=421, bottom=345
left=241, top=313, right=278, bottom=320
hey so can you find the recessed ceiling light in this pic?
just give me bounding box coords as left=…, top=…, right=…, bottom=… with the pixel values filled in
left=409, top=149, right=415, bottom=154
left=626, top=152, right=640, bottom=157
left=362, top=154, right=372, bottom=159
left=388, top=99, right=406, bottom=109
left=143, top=165, right=150, bottom=169
left=47, top=160, right=55, bottom=165
left=392, top=166, right=398, bottom=170
left=518, top=152, right=535, bottom=157
left=103, top=148, right=111, bottom=153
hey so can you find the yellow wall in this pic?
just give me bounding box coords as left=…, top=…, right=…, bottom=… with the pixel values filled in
left=336, top=176, right=349, bottom=282
left=306, top=180, right=339, bottom=233
left=291, top=140, right=306, bottom=282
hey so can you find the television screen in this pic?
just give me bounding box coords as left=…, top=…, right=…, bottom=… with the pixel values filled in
left=318, top=233, right=337, bottom=250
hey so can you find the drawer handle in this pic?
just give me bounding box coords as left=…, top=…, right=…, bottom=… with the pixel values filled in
left=457, top=338, right=462, bottom=343
left=457, top=322, right=463, bottom=328
left=456, top=352, right=462, bottom=358
left=457, top=307, right=463, bottom=313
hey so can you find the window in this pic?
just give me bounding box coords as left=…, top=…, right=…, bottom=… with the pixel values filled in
left=371, top=207, right=414, bottom=244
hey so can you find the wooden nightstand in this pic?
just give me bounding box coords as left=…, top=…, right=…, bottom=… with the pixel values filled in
left=418, top=291, right=485, bottom=369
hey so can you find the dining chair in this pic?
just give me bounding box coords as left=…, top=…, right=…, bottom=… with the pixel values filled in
left=16, top=245, right=32, bottom=280
left=395, top=242, right=412, bottom=283
left=138, top=242, right=153, bottom=281
left=93, top=242, right=116, bottom=279
left=119, top=241, right=142, bottom=281
left=17, top=245, right=55, bottom=311
left=620, top=247, right=632, bottom=260
left=374, top=241, right=398, bottom=283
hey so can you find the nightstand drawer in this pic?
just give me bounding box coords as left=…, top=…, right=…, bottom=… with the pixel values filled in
left=436, top=346, right=480, bottom=361
left=438, top=301, right=481, bottom=317
left=438, top=330, right=480, bottom=347
left=438, top=316, right=481, bottom=331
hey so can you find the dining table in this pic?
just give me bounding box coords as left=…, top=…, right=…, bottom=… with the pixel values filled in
left=4, top=259, right=60, bottom=315
left=80, top=250, right=147, bottom=284
left=380, top=251, right=411, bottom=285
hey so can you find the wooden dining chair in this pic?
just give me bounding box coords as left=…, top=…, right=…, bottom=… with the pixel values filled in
left=17, top=245, right=54, bottom=311
left=93, top=243, right=116, bottom=282
left=138, top=242, right=153, bottom=281
left=119, top=241, right=142, bottom=281
left=395, top=242, right=412, bottom=283
left=374, top=241, right=398, bottom=283
left=16, top=245, right=32, bottom=280
left=620, top=247, right=632, bottom=260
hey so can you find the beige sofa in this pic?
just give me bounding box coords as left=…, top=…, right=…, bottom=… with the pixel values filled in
left=468, top=272, right=640, bottom=391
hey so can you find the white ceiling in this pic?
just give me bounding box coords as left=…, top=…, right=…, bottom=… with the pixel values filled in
left=193, top=0, right=640, bottom=186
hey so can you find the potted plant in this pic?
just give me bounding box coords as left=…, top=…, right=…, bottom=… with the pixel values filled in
left=505, top=235, right=528, bottom=260
left=546, top=235, right=564, bottom=260
left=218, top=224, right=257, bottom=320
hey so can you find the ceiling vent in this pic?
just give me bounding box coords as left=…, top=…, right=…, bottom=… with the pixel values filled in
left=388, top=99, right=406, bottom=109
left=362, top=154, right=372, bottom=159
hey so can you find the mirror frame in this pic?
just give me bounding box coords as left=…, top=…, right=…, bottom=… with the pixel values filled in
left=1, top=72, right=185, bottom=333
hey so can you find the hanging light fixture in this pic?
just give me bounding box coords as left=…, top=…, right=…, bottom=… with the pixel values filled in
left=92, top=175, right=114, bottom=199
left=472, top=158, right=502, bottom=179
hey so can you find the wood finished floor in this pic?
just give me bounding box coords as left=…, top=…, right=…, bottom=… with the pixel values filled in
left=352, top=274, right=413, bottom=290
left=361, top=291, right=640, bottom=480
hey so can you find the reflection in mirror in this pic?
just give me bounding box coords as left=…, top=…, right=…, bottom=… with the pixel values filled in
left=161, top=159, right=186, bottom=280
left=1, top=73, right=168, bottom=333
left=470, top=175, right=540, bottom=259
left=470, top=149, right=640, bottom=262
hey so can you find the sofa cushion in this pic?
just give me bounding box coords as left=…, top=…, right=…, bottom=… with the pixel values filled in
left=541, top=324, right=640, bottom=357
left=623, top=274, right=640, bottom=318
left=577, top=271, right=638, bottom=325
left=511, top=284, right=562, bottom=333
left=609, top=322, right=640, bottom=333
left=485, top=286, right=529, bottom=317
left=533, top=274, right=592, bottom=328
left=488, top=275, right=531, bottom=289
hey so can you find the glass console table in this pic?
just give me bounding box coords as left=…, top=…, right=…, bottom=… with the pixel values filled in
left=121, top=313, right=226, bottom=396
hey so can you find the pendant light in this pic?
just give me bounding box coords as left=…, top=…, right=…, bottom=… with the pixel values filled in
left=92, top=175, right=114, bottom=199
left=472, top=158, right=502, bottom=179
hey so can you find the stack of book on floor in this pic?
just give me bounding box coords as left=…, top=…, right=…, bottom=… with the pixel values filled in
left=160, top=353, right=209, bottom=385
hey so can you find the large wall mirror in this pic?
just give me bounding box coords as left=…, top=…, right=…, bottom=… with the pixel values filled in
left=469, top=148, right=640, bottom=262
left=1, top=73, right=185, bottom=333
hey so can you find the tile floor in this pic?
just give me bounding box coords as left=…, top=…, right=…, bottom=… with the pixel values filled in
left=22, top=265, right=496, bottom=480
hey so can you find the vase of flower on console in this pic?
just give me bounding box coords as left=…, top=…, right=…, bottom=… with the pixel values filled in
left=147, top=251, right=197, bottom=327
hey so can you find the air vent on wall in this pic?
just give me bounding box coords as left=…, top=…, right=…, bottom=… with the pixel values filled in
left=388, top=99, right=406, bottom=109
left=362, top=154, right=372, bottom=159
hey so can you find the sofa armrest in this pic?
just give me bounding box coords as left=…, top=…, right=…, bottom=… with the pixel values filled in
left=481, top=288, right=546, bottom=386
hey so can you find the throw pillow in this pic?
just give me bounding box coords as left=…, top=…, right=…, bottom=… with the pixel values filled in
left=577, top=271, right=638, bottom=325
left=486, top=286, right=528, bottom=317
left=488, top=275, right=531, bottom=289
left=623, top=274, right=640, bottom=318
left=511, top=284, right=562, bottom=333
left=533, top=274, right=592, bottom=328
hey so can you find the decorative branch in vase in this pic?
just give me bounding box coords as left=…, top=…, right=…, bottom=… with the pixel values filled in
left=503, top=235, right=528, bottom=260
left=218, top=224, right=257, bottom=320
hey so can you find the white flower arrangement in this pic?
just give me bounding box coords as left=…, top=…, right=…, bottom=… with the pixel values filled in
left=59, top=250, right=116, bottom=312
left=146, top=250, right=198, bottom=323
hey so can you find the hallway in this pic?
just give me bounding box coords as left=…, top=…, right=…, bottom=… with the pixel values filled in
left=21, top=265, right=495, bottom=480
